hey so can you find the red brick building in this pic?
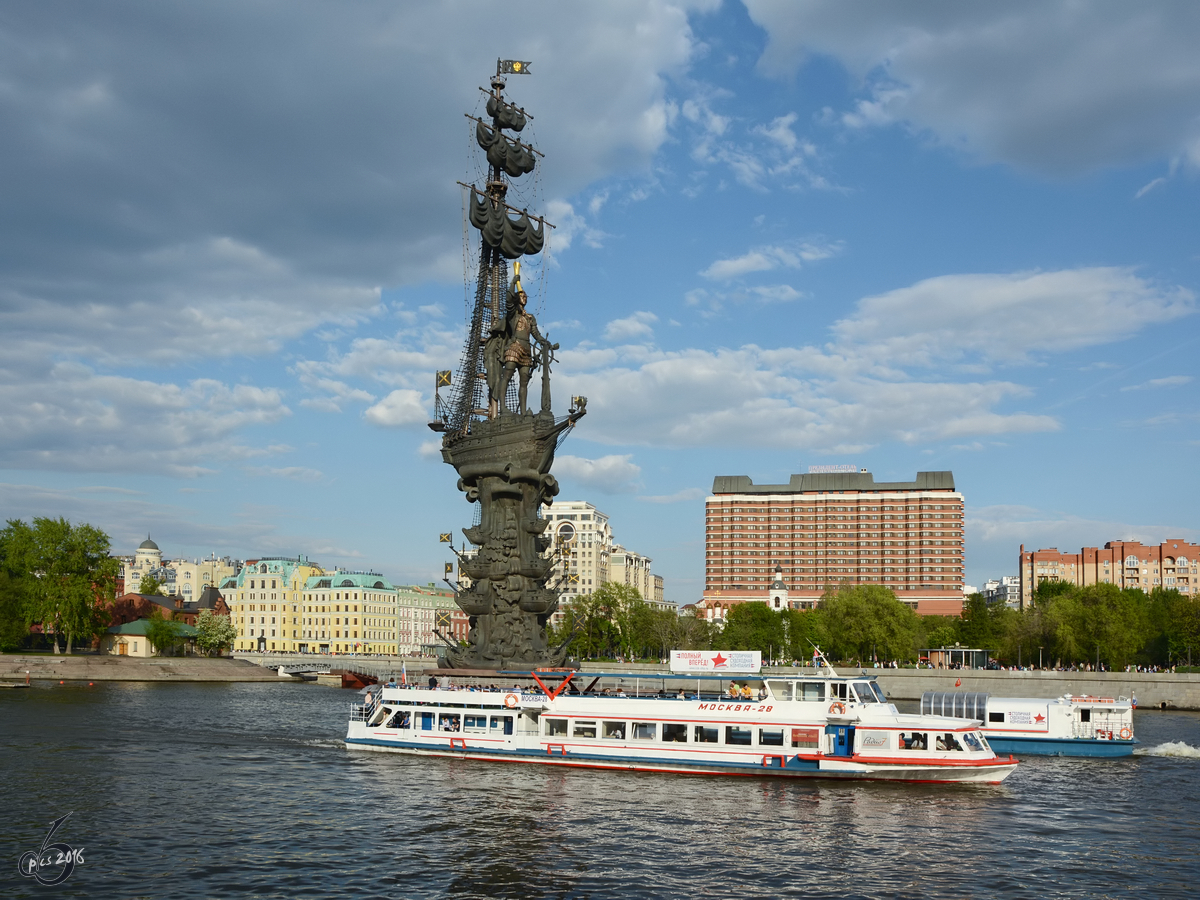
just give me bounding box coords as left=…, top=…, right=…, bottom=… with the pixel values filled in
left=1019, top=539, right=1199, bottom=608
left=105, top=587, right=230, bottom=628
left=703, top=470, right=965, bottom=616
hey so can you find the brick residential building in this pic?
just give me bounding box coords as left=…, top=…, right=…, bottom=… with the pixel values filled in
left=703, top=470, right=965, bottom=616
left=1018, top=539, right=1199, bottom=609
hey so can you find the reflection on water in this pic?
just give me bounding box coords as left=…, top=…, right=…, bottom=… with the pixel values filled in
left=3, top=682, right=1198, bottom=899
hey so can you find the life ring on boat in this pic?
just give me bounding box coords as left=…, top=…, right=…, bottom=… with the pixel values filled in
left=504, top=693, right=520, bottom=709
left=1119, top=727, right=1132, bottom=740
left=829, top=701, right=847, bottom=715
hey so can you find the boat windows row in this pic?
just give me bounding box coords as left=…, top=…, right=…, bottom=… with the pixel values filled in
left=384, top=710, right=515, bottom=734
left=543, top=719, right=822, bottom=749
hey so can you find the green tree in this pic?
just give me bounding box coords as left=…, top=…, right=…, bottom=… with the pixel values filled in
left=594, top=582, right=645, bottom=659
left=645, top=608, right=680, bottom=661
left=195, top=609, right=237, bottom=655
left=781, top=608, right=828, bottom=664
left=0, top=517, right=119, bottom=653
left=958, top=593, right=994, bottom=649
left=145, top=608, right=186, bottom=656
left=925, top=623, right=959, bottom=651
left=674, top=609, right=714, bottom=651
left=717, top=602, right=786, bottom=660
left=819, top=585, right=919, bottom=664
left=136, top=574, right=165, bottom=596
left=0, top=569, right=31, bottom=651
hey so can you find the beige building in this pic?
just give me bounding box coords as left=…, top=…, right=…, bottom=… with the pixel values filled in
left=300, top=571, right=399, bottom=655
left=610, top=544, right=653, bottom=601
left=1019, top=539, right=1199, bottom=609
left=543, top=501, right=668, bottom=624
left=228, top=556, right=325, bottom=653
left=170, top=556, right=239, bottom=605
left=121, top=537, right=164, bottom=594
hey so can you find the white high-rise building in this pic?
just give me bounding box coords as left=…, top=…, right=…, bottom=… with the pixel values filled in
left=544, top=501, right=612, bottom=597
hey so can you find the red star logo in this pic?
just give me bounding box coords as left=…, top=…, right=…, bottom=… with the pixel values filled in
left=1034, top=713, right=1046, bottom=724
left=711, top=653, right=728, bottom=668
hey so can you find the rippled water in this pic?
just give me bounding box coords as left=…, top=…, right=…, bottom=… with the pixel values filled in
left=2, top=681, right=1197, bottom=899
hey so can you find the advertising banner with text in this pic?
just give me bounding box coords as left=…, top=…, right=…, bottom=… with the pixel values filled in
left=670, top=650, right=761, bottom=673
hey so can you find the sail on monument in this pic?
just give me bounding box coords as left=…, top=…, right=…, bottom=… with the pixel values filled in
left=428, top=59, right=586, bottom=670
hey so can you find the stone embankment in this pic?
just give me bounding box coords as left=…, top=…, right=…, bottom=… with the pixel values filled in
left=870, top=668, right=1200, bottom=711
left=231, top=653, right=1200, bottom=710
left=1, top=654, right=292, bottom=683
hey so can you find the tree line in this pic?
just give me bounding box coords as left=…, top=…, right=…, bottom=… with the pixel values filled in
left=549, top=580, right=1200, bottom=670
left=0, top=517, right=236, bottom=655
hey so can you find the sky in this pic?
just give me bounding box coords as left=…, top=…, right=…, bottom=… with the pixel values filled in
left=1, top=1, right=1198, bottom=600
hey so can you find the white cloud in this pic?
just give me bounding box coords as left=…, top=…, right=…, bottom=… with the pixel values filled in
left=604, top=311, right=659, bottom=342
left=553, top=454, right=643, bottom=494
left=970, top=504, right=1200, bottom=556
left=745, top=1, right=1200, bottom=174
left=558, top=266, right=1194, bottom=452
left=0, top=1, right=713, bottom=382
left=364, top=390, right=428, bottom=427
left=700, top=241, right=840, bottom=281
left=1135, top=177, right=1168, bottom=199
left=1120, top=375, right=1193, bottom=392
left=0, top=365, right=290, bottom=476
left=833, top=268, right=1194, bottom=369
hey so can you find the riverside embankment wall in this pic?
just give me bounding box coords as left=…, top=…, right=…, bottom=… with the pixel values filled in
left=232, top=653, right=1200, bottom=710
left=1, top=654, right=291, bottom=682
left=869, top=668, right=1200, bottom=711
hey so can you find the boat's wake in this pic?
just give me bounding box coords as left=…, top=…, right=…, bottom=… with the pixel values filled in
left=1133, top=741, right=1200, bottom=758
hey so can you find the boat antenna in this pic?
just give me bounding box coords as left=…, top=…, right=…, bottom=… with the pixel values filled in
left=809, top=644, right=839, bottom=677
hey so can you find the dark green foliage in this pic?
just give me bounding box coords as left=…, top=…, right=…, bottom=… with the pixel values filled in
left=819, top=585, right=920, bottom=664
left=0, top=517, right=119, bottom=653
left=144, top=608, right=187, bottom=655
left=0, top=570, right=31, bottom=651
left=716, top=602, right=786, bottom=660
left=136, top=574, right=165, bottom=596
left=548, top=579, right=1192, bottom=668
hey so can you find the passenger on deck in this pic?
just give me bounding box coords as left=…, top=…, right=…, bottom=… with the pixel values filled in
left=677, top=689, right=686, bottom=699
left=740, top=684, right=754, bottom=700
left=727, top=684, right=740, bottom=699
left=428, top=675, right=438, bottom=689
left=758, top=686, right=768, bottom=701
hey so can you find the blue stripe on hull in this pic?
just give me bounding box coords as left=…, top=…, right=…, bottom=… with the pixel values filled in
left=345, top=736, right=822, bottom=773
left=985, top=736, right=1135, bottom=758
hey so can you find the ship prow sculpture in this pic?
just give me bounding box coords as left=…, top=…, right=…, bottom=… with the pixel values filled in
left=428, top=59, right=585, bottom=670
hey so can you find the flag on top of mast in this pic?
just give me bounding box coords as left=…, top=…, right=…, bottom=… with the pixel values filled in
left=499, top=59, right=532, bottom=75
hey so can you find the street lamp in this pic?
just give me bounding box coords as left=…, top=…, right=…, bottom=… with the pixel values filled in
left=1039, top=646, right=1043, bottom=670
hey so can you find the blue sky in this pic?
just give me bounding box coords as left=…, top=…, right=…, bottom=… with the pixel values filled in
left=1, top=1, right=1197, bottom=600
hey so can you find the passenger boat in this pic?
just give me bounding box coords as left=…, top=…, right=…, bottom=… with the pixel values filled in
left=922, top=691, right=1136, bottom=758
left=345, top=658, right=1019, bottom=783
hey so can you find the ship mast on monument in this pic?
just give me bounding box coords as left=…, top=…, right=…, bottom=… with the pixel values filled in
left=428, top=59, right=586, bottom=670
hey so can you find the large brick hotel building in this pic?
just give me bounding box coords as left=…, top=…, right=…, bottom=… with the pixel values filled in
left=701, top=469, right=965, bottom=617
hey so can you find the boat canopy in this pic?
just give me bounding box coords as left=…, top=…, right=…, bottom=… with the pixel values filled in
left=921, top=691, right=990, bottom=721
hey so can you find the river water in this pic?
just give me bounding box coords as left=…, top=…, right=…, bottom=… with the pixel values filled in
left=2, top=680, right=1197, bottom=899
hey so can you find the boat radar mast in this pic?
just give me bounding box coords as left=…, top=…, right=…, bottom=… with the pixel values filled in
left=427, top=60, right=586, bottom=671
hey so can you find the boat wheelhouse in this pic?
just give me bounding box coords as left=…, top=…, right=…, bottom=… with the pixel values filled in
left=922, top=691, right=1136, bottom=757
left=346, top=663, right=1018, bottom=784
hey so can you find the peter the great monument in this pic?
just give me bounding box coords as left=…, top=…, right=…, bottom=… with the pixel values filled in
left=428, top=60, right=585, bottom=669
